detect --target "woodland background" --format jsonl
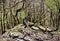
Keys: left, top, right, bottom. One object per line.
{"left": 0, "top": 0, "right": 60, "bottom": 34}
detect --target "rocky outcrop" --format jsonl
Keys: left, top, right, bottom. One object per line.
{"left": 0, "top": 24, "right": 60, "bottom": 41}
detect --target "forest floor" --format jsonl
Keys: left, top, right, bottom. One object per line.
{"left": 0, "top": 24, "right": 60, "bottom": 41}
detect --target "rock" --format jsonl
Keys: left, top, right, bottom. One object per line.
{"left": 2, "top": 25, "right": 60, "bottom": 41}
{"left": 9, "top": 32, "right": 19, "bottom": 39}
{"left": 24, "top": 36, "right": 32, "bottom": 41}
{"left": 15, "top": 38, "right": 24, "bottom": 41}
{"left": 47, "top": 27, "right": 56, "bottom": 31}
{"left": 43, "top": 34, "right": 52, "bottom": 40}
{"left": 39, "top": 25, "right": 46, "bottom": 30}
{"left": 31, "top": 26, "right": 39, "bottom": 30}
{"left": 0, "top": 36, "right": 3, "bottom": 39}
{"left": 36, "top": 32, "right": 53, "bottom": 40}
{"left": 35, "top": 38, "right": 43, "bottom": 41}
{"left": 1, "top": 38, "right": 15, "bottom": 41}
{"left": 18, "top": 34, "right": 24, "bottom": 39}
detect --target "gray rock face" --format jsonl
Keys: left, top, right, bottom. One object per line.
{"left": 15, "top": 38, "right": 24, "bottom": 41}
{"left": 18, "top": 35, "right": 24, "bottom": 39}
{"left": 9, "top": 32, "right": 19, "bottom": 38}
{"left": 1, "top": 25, "right": 60, "bottom": 41}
